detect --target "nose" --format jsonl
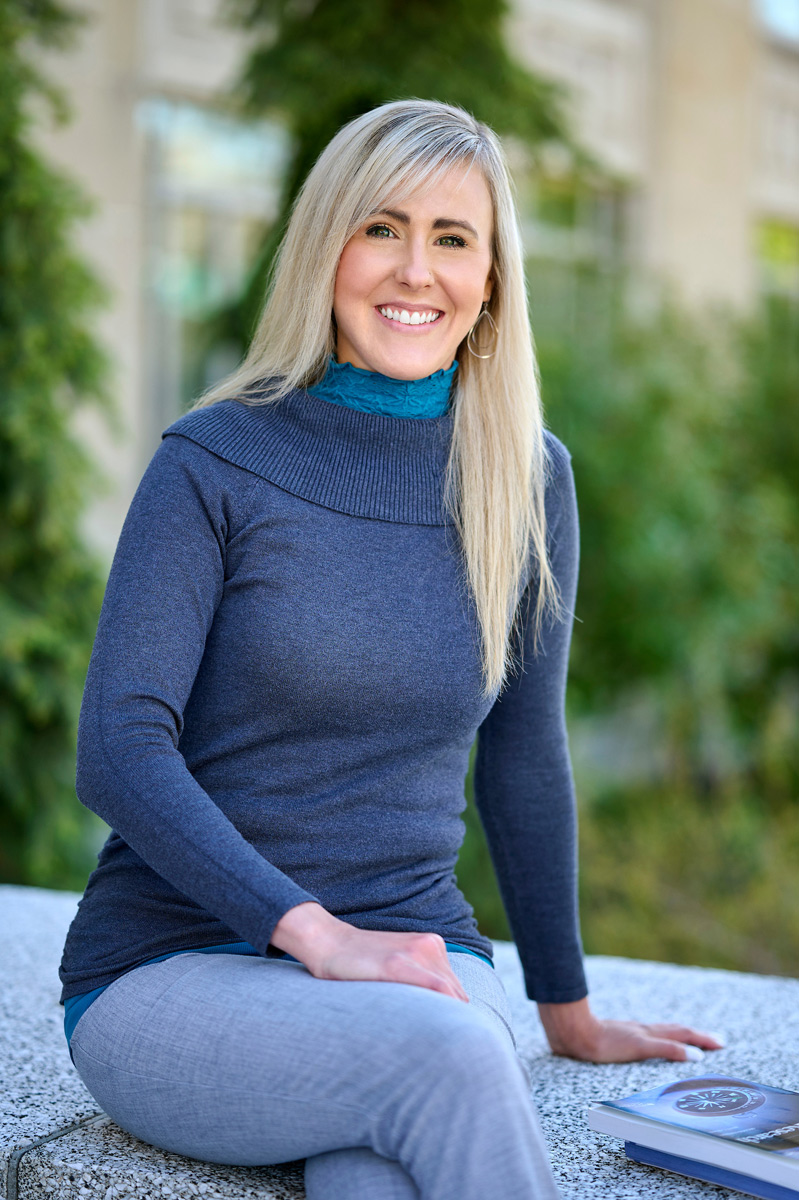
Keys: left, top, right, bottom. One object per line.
{"left": 394, "top": 237, "right": 434, "bottom": 290}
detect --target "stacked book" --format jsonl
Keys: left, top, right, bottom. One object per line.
{"left": 587, "top": 1074, "right": 799, "bottom": 1199}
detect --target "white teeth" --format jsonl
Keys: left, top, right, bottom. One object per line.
{"left": 379, "top": 307, "right": 441, "bottom": 325}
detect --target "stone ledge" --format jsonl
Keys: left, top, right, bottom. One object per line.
{"left": 2, "top": 883, "right": 797, "bottom": 1199}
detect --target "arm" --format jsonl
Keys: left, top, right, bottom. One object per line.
{"left": 474, "top": 446, "right": 723, "bottom": 1062}
{"left": 474, "top": 449, "right": 586, "bottom": 1005}
{"left": 77, "top": 435, "right": 320, "bottom": 953}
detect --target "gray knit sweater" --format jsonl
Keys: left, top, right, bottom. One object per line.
{"left": 58, "top": 388, "right": 587, "bottom": 1005}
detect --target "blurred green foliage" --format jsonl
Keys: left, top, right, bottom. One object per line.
{"left": 459, "top": 264, "right": 799, "bottom": 974}
{"left": 578, "top": 784, "right": 799, "bottom": 976}
{"left": 546, "top": 275, "right": 799, "bottom": 974}
{"left": 0, "top": 1, "right": 110, "bottom": 886}
{"left": 541, "top": 272, "right": 798, "bottom": 796}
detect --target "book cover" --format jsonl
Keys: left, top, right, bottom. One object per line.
{"left": 605, "top": 1075, "right": 799, "bottom": 1154}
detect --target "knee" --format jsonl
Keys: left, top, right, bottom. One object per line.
{"left": 399, "top": 1004, "right": 525, "bottom": 1101}
{"left": 442, "top": 1017, "right": 524, "bottom": 1093}
{"left": 305, "top": 1148, "right": 421, "bottom": 1200}
{"left": 372, "top": 1011, "right": 530, "bottom": 1162}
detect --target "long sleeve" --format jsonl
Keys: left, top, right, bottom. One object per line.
{"left": 75, "top": 435, "right": 319, "bottom": 955}
{"left": 474, "top": 447, "right": 588, "bottom": 1003}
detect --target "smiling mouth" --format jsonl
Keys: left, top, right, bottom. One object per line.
{"left": 377, "top": 306, "right": 443, "bottom": 326}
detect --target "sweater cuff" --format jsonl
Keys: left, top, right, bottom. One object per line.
{"left": 251, "top": 885, "right": 323, "bottom": 957}
{"left": 523, "top": 974, "right": 589, "bottom": 1005}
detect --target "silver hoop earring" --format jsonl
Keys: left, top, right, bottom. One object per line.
{"left": 466, "top": 303, "right": 498, "bottom": 359}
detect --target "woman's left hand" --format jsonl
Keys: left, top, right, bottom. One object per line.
{"left": 537, "top": 997, "right": 725, "bottom": 1063}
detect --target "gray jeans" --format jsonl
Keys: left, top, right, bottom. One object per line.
{"left": 70, "top": 950, "right": 561, "bottom": 1200}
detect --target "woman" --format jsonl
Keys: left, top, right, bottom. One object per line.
{"left": 59, "top": 100, "right": 720, "bottom": 1199}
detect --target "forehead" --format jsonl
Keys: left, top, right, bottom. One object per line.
{"left": 383, "top": 163, "right": 493, "bottom": 229}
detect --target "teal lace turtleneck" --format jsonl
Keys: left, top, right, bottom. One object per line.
{"left": 311, "top": 356, "right": 457, "bottom": 419}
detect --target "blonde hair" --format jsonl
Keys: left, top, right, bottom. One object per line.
{"left": 194, "top": 99, "right": 561, "bottom": 698}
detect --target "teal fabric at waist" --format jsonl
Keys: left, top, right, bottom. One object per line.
{"left": 63, "top": 938, "right": 493, "bottom": 1049}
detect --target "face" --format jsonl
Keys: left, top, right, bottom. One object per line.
{"left": 332, "top": 164, "right": 494, "bottom": 381}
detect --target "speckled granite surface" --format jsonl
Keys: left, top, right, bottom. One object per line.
{"left": 2, "top": 883, "right": 797, "bottom": 1199}
{"left": 495, "top": 942, "right": 799, "bottom": 1198}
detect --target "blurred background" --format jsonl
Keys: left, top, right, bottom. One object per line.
{"left": 2, "top": 0, "right": 797, "bottom": 975}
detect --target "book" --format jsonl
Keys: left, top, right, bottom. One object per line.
{"left": 587, "top": 1074, "right": 799, "bottom": 1198}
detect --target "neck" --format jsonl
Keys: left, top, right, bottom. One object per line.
{"left": 310, "top": 356, "right": 458, "bottom": 420}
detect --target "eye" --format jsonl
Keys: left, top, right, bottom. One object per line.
{"left": 437, "top": 234, "right": 467, "bottom": 248}
{"left": 365, "top": 224, "right": 396, "bottom": 239}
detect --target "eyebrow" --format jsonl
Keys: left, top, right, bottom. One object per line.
{"left": 374, "top": 208, "right": 481, "bottom": 240}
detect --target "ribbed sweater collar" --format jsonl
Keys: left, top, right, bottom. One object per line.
{"left": 163, "top": 387, "right": 455, "bottom": 526}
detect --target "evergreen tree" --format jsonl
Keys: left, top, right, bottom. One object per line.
{"left": 0, "top": 1, "right": 110, "bottom": 886}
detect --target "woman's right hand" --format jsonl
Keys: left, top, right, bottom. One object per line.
{"left": 271, "top": 901, "right": 470, "bottom": 1003}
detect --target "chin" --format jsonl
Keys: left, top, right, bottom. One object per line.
{"left": 343, "top": 333, "right": 455, "bottom": 380}
{"left": 377, "top": 354, "right": 453, "bottom": 381}
{"left": 387, "top": 365, "right": 439, "bottom": 381}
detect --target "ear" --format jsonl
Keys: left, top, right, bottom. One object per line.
{"left": 483, "top": 273, "right": 494, "bottom": 304}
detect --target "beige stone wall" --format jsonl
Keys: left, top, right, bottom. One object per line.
{"left": 33, "top": 0, "right": 145, "bottom": 558}
{"left": 508, "top": 0, "right": 652, "bottom": 180}
{"left": 755, "top": 36, "right": 799, "bottom": 223}
{"left": 31, "top": 0, "right": 252, "bottom": 560}
{"left": 510, "top": 0, "right": 799, "bottom": 313}
{"left": 643, "top": 0, "right": 759, "bottom": 311}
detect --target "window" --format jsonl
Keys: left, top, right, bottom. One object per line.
{"left": 507, "top": 140, "right": 635, "bottom": 344}
{"left": 758, "top": 0, "right": 799, "bottom": 43}
{"left": 138, "top": 98, "right": 291, "bottom": 438}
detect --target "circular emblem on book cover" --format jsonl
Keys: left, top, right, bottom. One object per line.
{"left": 673, "top": 1087, "right": 766, "bottom": 1116}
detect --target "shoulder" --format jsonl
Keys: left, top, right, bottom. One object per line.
{"left": 542, "top": 429, "right": 576, "bottom": 521}
{"left": 160, "top": 395, "right": 307, "bottom": 491}
{"left": 543, "top": 429, "right": 573, "bottom": 485}
{"left": 542, "top": 431, "right": 578, "bottom": 562}
{"left": 157, "top": 398, "right": 270, "bottom": 484}
{"left": 129, "top": 401, "right": 262, "bottom": 518}
{"left": 162, "top": 398, "right": 254, "bottom": 451}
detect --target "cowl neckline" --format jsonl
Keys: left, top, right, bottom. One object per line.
{"left": 163, "top": 382, "right": 456, "bottom": 527}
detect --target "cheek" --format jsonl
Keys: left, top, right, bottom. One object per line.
{"left": 451, "top": 273, "right": 492, "bottom": 322}
{"left": 332, "top": 257, "right": 355, "bottom": 317}
{"left": 334, "top": 241, "right": 380, "bottom": 308}
{"left": 449, "top": 256, "right": 492, "bottom": 302}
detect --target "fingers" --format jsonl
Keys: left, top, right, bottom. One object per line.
{"left": 594, "top": 1021, "right": 724, "bottom": 1064}
{"left": 642, "top": 1036, "right": 707, "bottom": 1063}
{"left": 410, "top": 933, "right": 470, "bottom": 1003}
{"left": 374, "top": 936, "right": 470, "bottom": 1003}
{"left": 420, "top": 966, "right": 470, "bottom": 1003}
{"left": 313, "top": 927, "right": 471, "bottom": 1001}
{"left": 644, "top": 1023, "right": 726, "bottom": 1051}
{"left": 439, "top": 971, "right": 470, "bottom": 1003}
{"left": 564, "top": 1015, "right": 728, "bottom": 1064}
{"left": 396, "top": 949, "right": 470, "bottom": 1004}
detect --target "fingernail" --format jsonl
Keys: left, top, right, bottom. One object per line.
{"left": 706, "top": 1031, "right": 726, "bottom": 1047}
{"left": 684, "top": 1045, "right": 705, "bottom": 1062}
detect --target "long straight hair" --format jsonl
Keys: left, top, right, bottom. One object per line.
{"left": 194, "top": 99, "right": 561, "bottom": 699}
